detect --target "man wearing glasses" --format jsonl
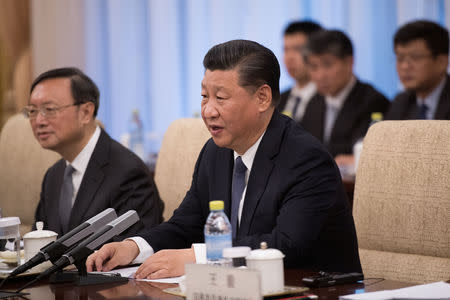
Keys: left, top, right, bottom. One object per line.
{"left": 386, "top": 20, "right": 450, "bottom": 120}
{"left": 25, "top": 67, "right": 163, "bottom": 237}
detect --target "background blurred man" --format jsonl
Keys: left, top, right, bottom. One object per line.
{"left": 278, "top": 20, "right": 322, "bottom": 122}
{"left": 386, "top": 20, "right": 450, "bottom": 120}
{"left": 302, "top": 30, "right": 390, "bottom": 167}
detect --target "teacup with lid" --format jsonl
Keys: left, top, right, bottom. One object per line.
{"left": 245, "top": 242, "right": 285, "bottom": 294}
{"left": 23, "top": 222, "right": 57, "bottom": 272}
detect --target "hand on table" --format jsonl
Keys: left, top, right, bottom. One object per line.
{"left": 86, "top": 240, "right": 140, "bottom": 272}
{"left": 134, "top": 248, "right": 195, "bottom": 279}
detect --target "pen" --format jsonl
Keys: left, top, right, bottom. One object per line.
{"left": 274, "top": 295, "right": 318, "bottom": 300}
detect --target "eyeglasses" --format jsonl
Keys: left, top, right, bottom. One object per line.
{"left": 395, "top": 53, "right": 433, "bottom": 64}
{"left": 23, "top": 104, "right": 78, "bottom": 119}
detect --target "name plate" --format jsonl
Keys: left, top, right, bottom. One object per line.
{"left": 185, "top": 264, "right": 261, "bottom": 300}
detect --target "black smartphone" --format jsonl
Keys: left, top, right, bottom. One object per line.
{"left": 302, "top": 272, "right": 364, "bottom": 287}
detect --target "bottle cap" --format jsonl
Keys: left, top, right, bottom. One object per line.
{"left": 209, "top": 200, "right": 224, "bottom": 211}
{"left": 23, "top": 222, "right": 58, "bottom": 239}
{"left": 371, "top": 112, "right": 383, "bottom": 122}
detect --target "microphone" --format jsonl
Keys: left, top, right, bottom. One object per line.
{"left": 16, "top": 210, "right": 139, "bottom": 292}
{"left": 7, "top": 208, "right": 117, "bottom": 279}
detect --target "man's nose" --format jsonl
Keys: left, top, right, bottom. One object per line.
{"left": 34, "top": 110, "right": 48, "bottom": 125}
{"left": 202, "top": 101, "right": 219, "bottom": 119}
{"left": 312, "top": 68, "right": 326, "bottom": 83}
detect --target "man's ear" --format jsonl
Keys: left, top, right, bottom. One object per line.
{"left": 436, "top": 54, "right": 449, "bottom": 73}
{"left": 79, "top": 102, "right": 95, "bottom": 124}
{"left": 256, "top": 84, "right": 272, "bottom": 112}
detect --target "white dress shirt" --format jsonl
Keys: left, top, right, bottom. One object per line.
{"left": 283, "top": 82, "right": 317, "bottom": 121}
{"left": 323, "top": 77, "right": 356, "bottom": 144}
{"left": 65, "top": 126, "right": 101, "bottom": 205}
{"left": 416, "top": 75, "right": 446, "bottom": 120}
{"left": 130, "top": 131, "right": 266, "bottom": 264}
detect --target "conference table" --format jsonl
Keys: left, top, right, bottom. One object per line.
{"left": 1, "top": 268, "right": 417, "bottom": 299}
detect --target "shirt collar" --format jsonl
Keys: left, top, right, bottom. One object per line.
{"left": 325, "top": 76, "right": 356, "bottom": 110}
{"left": 67, "top": 126, "right": 101, "bottom": 173}
{"left": 416, "top": 75, "right": 446, "bottom": 109}
{"left": 233, "top": 131, "right": 266, "bottom": 172}
{"left": 291, "top": 81, "right": 317, "bottom": 100}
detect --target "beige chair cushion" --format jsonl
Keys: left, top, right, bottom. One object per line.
{"left": 154, "top": 118, "right": 211, "bottom": 221}
{"left": 0, "top": 114, "right": 60, "bottom": 234}
{"left": 359, "top": 248, "right": 450, "bottom": 284}
{"left": 353, "top": 120, "right": 450, "bottom": 283}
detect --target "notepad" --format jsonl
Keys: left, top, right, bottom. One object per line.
{"left": 91, "top": 265, "right": 184, "bottom": 283}
{"left": 339, "top": 281, "right": 450, "bottom": 300}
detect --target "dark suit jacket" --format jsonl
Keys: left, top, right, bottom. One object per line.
{"left": 301, "top": 80, "right": 390, "bottom": 157}
{"left": 142, "top": 112, "right": 362, "bottom": 273}
{"left": 35, "top": 129, "right": 164, "bottom": 238}
{"left": 277, "top": 89, "right": 291, "bottom": 112}
{"left": 385, "top": 75, "right": 450, "bottom": 120}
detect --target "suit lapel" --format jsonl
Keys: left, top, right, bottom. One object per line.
{"left": 68, "top": 130, "right": 109, "bottom": 228}
{"left": 330, "top": 81, "right": 360, "bottom": 141}
{"left": 238, "top": 112, "right": 284, "bottom": 237}
{"left": 48, "top": 160, "right": 66, "bottom": 233}
{"left": 406, "top": 94, "right": 419, "bottom": 119}
{"left": 434, "top": 75, "right": 450, "bottom": 119}
{"left": 305, "top": 94, "right": 326, "bottom": 141}
{"left": 211, "top": 148, "right": 234, "bottom": 217}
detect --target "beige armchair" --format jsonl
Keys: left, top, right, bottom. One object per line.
{"left": 0, "top": 114, "right": 60, "bottom": 235}
{"left": 154, "top": 118, "right": 211, "bottom": 221}
{"left": 353, "top": 120, "right": 450, "bottom": 283}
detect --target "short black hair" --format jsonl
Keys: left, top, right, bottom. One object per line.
{"left": 394, "top": 20, "right": 449, "bottom": 57}
{"left": 284, "top": 20, "right": 322, "bottom": 36}
{"left": 30, "top": 67, "right": 100, "bottom": 117}
{"left": 305, "top": 29, "right": 353, "bottom": 59}
{"left": 203, "top": 39, "right": 281, "bottom": 106}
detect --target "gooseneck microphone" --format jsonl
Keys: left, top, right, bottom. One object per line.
{"left": 16, "top": 210, "right": 139, "bottom": 292}
{"left": 7, "top": 208, "right": 117, "bottom": 280}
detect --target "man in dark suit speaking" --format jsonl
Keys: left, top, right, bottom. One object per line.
{"left": 86, "top": 40, "right": 362, "bottom": 279}
{"left": 26, "top": 68, "right": 164, "bottom": 237}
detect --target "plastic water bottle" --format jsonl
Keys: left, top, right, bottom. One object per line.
{"left": 204, "top": 200, "right": 232, "bottom": 265}
{"left": 128, "top": 109, "right": 145, "bottom": 161}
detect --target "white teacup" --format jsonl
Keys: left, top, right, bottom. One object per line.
{"left": 23, "top": 222, "right": 57, "bottom": 272}
{"left": 245, "top": 242, "right": 285, "bottom": 295}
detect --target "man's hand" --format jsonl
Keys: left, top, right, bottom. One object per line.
{"left": 134, "top": 248, "right": 195, "bottom": 279}
{"left": 86, "top": 240, "right": 140, "bottom": 272}
{"left": 335, "top": 154, "right": 355, "bottom": 167}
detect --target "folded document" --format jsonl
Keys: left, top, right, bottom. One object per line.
{"left": 339, "top": 281, "right": 450, "bottom": 300}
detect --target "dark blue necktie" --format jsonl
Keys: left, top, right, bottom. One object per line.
{"left": 417, "top": 103, "right": 429, "bottom": 119}
{"left": 231, "top": 156, "right": 247, "bottom": 239}
{"left": 59, "top": 165, "right": 75, "bottom": 234}
{"left": 292, "top": 96, "right": 302, "bottom": 120}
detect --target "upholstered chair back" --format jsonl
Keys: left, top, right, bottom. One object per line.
{"left": 353, "top": 120, "right": 450, "bottom": 283}
{"left": 0, "top": 114, "right": 60, "bottom": 234}
{"left": 154, "top": 118, "right": 210, "bottom": 221}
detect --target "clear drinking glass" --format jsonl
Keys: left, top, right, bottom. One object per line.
{"left": 0, "top": 217, "right": 21, "bottom": 270}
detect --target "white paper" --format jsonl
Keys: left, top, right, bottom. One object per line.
{"left": 90, "top": 265, "right": 184, "bottom": 283}
{"left": 339, "top": 281, "right": 450, "bottom": 300}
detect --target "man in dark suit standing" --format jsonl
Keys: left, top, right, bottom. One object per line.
{"left": 86, "top": 39, "right": 361, "bottom": 279}
{"left": 301, "top": 30, "right": 390, "bottom": 167}
{"left": 278, "top": 20, "right": 322, "bottom": 122}
{"left": 386, "top": 20, "right": 450, "bottom": 120}
{"left": 26, "top": 68, "right": 163, "bottom": 237}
